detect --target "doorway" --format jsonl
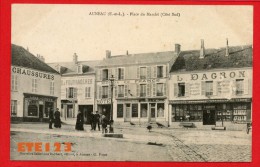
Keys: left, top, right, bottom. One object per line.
{"left": 125, "top": 103, "right": 131, "bottom": 122}
{"left": 149, "top": 103, "right": 156, "bottom": 122}
{"left": 203, "top": 110, "right": 216, "bottom": 125}
{"left": 39, "top": 105, "right": 43, "bottom": 121}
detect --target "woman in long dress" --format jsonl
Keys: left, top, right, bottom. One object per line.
{"left": 54, "top": 108, "right": 61, "bottom": 128}
{"left": 75, "top": 110, "right": 84, "bottom": 130}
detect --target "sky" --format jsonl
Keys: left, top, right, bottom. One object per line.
{"left": 11, "top": 5, "right": 253, "bottom": 63}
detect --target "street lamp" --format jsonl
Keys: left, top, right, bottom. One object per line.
{"left": 109, "top": 75, "right": 115, "bottom": 133}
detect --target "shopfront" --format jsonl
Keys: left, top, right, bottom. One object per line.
{"left": 97, "top": 99, "right": 111, "bottom": 120}
{"left": 23, "top": 93, "right": 57, "bottom": 122}
{"left": 170, "top": 98, "right": 252, "bottom": 124}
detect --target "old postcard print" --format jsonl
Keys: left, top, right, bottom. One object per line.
{"left": 10, "top": 4, "right": 253, "bottom": 161}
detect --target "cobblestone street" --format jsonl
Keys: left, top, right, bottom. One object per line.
{"left": 10, "top": 123, "right": 251, "bottom": 162}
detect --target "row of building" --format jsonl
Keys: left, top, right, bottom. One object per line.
{"left": 11, "top": 39, "right": 252, "bottom": 126}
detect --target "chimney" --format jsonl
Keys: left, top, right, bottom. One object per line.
{"left": 126, "top": 50, "right": 129, "bottom": 55}
{"left": 73, "top": 53, "right": 78, "bottom": 64}
{"left": 41, "top": 56, "right": 45, "bottom": 62}
{"left": 225, "top": 38, "right": 229, "bottom": 56}
{"left": 106, "top": 50, "right": 111, "bottom": 58}
{"left": 199, "top": 39, "right": 205, "bottom": 59}
{"left": 175, "top": 44, "right": 181, "bottom": 54}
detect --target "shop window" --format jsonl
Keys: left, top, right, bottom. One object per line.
{"left": 117, "top": 104, "right": 123, "bottom": 118}
{"left": 173, "top": 105, "right": 190, "bottom": 122}
{"left": 140, "top": 67, "right": 147, "bottom": 79}
{"left": 178, "top": 83, "right": 185, "bottom": 97}
{"left": 141, "top": 103, "right": 148, "bottom": 117}
{"left": 102, "top": 69, "right": 109, "bottom": 80}
{"left": 27, "top": 100, "right": 38, "bottom": 117}
{"left": 11, "top": 75, "right": 18, "bottom": 91}
{"left": 102, "top": 86, "right": 108, "bottom": 98}
{"left": 11, "top": 100, "right": 17, "bottom": 117}
{"left": 157, "top": 103, "right": 164, "bottom": 117}
{"left": 132, "top": 104, "right": 138, "bottom": 117}
{"left": 85, "top": 87, "right": 91, "bottom": 98}
{"left": 157, "top": 66, "right": 163, "bottom": 78}
{"left": 205, "top": 81, "right": 213, "bottom": 96}
{"left": 118, "top": 68, "right": 124, "bottom": 80}
{"left": 157, "top": 83, "right": 163, "bottom": 96}
{"left": 236, "top": 79, "right": 244, "bottom": 95}
{"left": 50, "top": 81, "right": 54, "bottom": 95}
{"left": 140, "top": 84, "right": 146, "bottom": 97}
{"left": 118, "top": 85, "right": 124, "bottom": 97}
{"left": 32, "top": 78, "right": 38, "bottom": 93}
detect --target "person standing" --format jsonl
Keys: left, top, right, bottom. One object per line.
{"left": 101, "top": 114, "right": 108, "bottom": 134}
{"left": 54, "top": 108, "right": 61, "bottom": 128}
{"left": 75, "top": 110, "right": 84, "bottom": 130}
{"left": 94, "top": 111, "right": 101, "bottom": 131}
{"left": 90, "top": 111, "right": 95, "bottom": 130}
{"left": 49, "top": 108, "right": 54, "bottom": 129}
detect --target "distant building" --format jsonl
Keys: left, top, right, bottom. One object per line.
{"left": 95, "top": 45, "right": 180, "bottom": 125}
{"left": 168, "top": 40, "right": 252, "bottom": 126}
{"left": 48, "top": 54, "right": 100, "bottom": 124}
{"left": 11, "top": 44, "right": 61, "bottom": 122}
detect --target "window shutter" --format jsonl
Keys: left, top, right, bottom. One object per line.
{"left": 99, "top": 69, "right": 103, "bottom": 81}
{"left": 163, "top": 83, "right": 166, "bottom": 96}
{"left": 66, "top": 88, "right": 69, "bottom": 98}
{"left": 136, "top": 84, "right": 140, "bottom": 97}
{"left": 121, "top": 68, "right": 125, "bottom": 79}
{"left": 74, "top": 88, "right": 77, "bottom": 98}
{"left": 15, "top": 75, "right": 18, "bottom": 90}
{"left": 98, "top": 86, "right": 102, "bottom": 99}
{"left": 108, "top": 69, "right": 112, "bottom": 79}
{"left": 163, "top": 65, "right": 167, "bottom": 78}
{"left": 213, "top": 81, "right": 217, "bottom": 96}
{"left": 248, "top": 79, "right": 252, "bottom": 95}
{"left": 174, "top": 83, "right": 178, "bottom": 97}
{"left": 147, "top": 83, "right": 151, "bottom": 97}
{"left": 108, "top": 86, "right": 111, "bottom": 98}
{"left": 152, "top": 83, "right": 156, "bottom": 96}
{"left": 137, "top": 67, "right": 140, "bottom": 79}
{"left": 115, "top": 85, "right": 118, "bottom": 98}
{"left": 147, "top": 66, "right": 151, "bottom": 79}
{"left": 124, "top": 84, "right": 128, "bottom": 97}
{"left": 244, "top": 79, "right": 249, "bottom": 95}
{"left": 115, "top": 68, "right": 118, "bottom": 80}
{"left": 185, "top": 83, "right": 190, "bottom": 97}
{"left": 201, "top": 81, "right": 205, "bottom": 96}
{"left": 165, "top": 65, "right": 168, "bottom": 77}
{"left": 153, "top": 66, "right": 157, "bottom": 78}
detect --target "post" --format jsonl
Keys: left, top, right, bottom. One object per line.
{"left": 109, "top": 75, "right": 115, "bottom": 133}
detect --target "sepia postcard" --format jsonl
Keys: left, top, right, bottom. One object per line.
{"left": 9, "top": 3, "right": 253, "bottom": 163}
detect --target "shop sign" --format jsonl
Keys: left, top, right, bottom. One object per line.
{"left": 62, "top": 78, "right": 93, "bottom": 86}
{"left": 117, "top": 99, "right": 139, "bottom": 103}
{"left": 135, "top": 79, "right": 160, "bottom": 83}
{"left": 25, "top": 96, "right": 54, "bottom": 102}
{"left": 12, "top": 66, "right": 55, "bottom": 80}
{"left": 97, "top": 99, "right": 111, "bottom": 104}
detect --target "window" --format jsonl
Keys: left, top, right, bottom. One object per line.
{"left": 118, "top": 68, "right": 124, "bottom": 80}
{"left": 141, "top": 103, "right": 148, "bottom": 117}
{"left": 132, "top": 104, "right": 138, "bottom": 117}
{"left": 11, "top": 75, "right": 18, "bottom": 91}
{"left": 50, "top": 81, "right": 54, "bottom": 95}
{"left": 157, "top": 103, "right": 164, "bottom": 117}
{"left": 157, "top": 83, "right": 164, "bottom": 96}
{"left": 118, "top": 85, "right": 124, "bottom": 97}
{"left": 236, "top": 79, "right": 244, "bottom": 95}
{"left": 102, "top": 86, "right": 108, "bottom": 98}
{"left": 11, "top": 100, "right": 17, "bottom": 116}
{"left": 178, "top": 83, "right": 185, "bottom": 97}
{"left": 157, "top": 66, "right": 163, "bottom": 78}
{"left": 117, "top": 104, "right": 123, "bottom": 118}
{"left": 32, "top": 78, "right": 38, "bottom": 93}
{"left": 85, "top": 87, "right": 91, "bottom": 98}
{"left": 102, "top": 69, "right": 109, "bottom": 80}
{"left": 140, "top": 84, "right": 146, "bottom": 97}
{"left": 140, "top": 67, "right": 147, "bottom": 79}
{"left": 205, "top": 81, "right": 213, "bottom": 96}
{"left": 67, "top": 87, "right": 77, "bottom": 98}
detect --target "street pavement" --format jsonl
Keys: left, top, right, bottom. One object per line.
{"left": 10, "top": 123, "right": 251, "bottom": 162}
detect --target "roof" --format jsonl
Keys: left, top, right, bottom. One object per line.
{"left": 48, "top": 60, "right": 101, "bottom": 76}
{"left": 11, "top": 44, "right": 59, "bottom": 74}
{"left": 97, "top": 51, "right": 178, "bottom": 67}
{"left": 170, "top": 45, "right": 252, "bottom": 72}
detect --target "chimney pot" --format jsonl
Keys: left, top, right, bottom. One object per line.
{"left": 199, "top": 39, "right": 205, "bottom": 59}
{"left": 225, "top": 38, "right": 229, "bottom": 56}
{"left": 106, "top": 50, "right": 111, "bottom": 58}
{"left": 73, "top": 53, "right": 78, "bottom": 64}
{"left": 175, "top": 44, "right": 181, "bottom": 54}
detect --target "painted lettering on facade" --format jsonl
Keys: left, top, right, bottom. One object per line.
{"left": 12, "top": 66, "right": 55, "bottom": 80}
{"left": 186, "top": 71, "right": 246, "bottom": 81}
{"left": 97, "top": 99, "right": 111, "bottom": 104}
{"left": 62, "top": 79, "right": 93, "bottom": 86}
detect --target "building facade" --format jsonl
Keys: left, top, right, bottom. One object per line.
{"left": 168, "top": 40, "right": 252, "bottom": 126}
{"left": 95, "top": 47, "right": 180, "bottom": 125}
{"left": 49, "top": 54, "right": 100, "bottom": 124}
{"left": 11, "top": 44, "right": 61, "bottom": 122}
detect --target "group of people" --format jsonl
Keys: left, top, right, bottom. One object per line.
{"left": 49, "top": 108, "right": 61, "bottom": 129}
{"left": 75, "top": 111, "right": 110, "bottom": 134}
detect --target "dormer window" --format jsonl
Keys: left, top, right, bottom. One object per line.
{"left": 77, "top": 65, "right": 82, "bottom": 74}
